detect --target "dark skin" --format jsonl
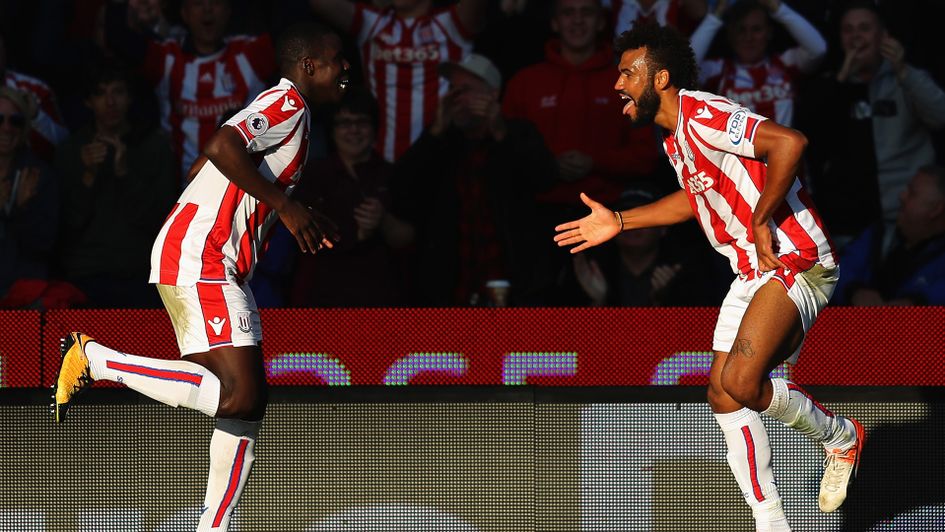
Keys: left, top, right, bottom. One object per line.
{"left": 180, "top": 35, "right": 349, "bottom": 420}
{"left": 554, "top": 46, "right": 809, "bottom": 414}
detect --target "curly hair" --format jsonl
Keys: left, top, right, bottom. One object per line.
{"left": 614, "top": 21, "right": 699, "bottom": 90}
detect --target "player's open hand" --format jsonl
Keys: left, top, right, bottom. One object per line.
{"left": 553, "top": 192, "right": 621, "bottom": 253}
{"left": 278, "top": 200, "right": 339, "bottom": 254}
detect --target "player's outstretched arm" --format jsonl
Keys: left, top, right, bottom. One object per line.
{"left": 620, "top": 189, "right": 694, "bottom": 230}
{"left": 554, "top": 190, "right": 693, "bottom": 253}
{"left": 202, "top": 126, "right": 335, "bottom": 254}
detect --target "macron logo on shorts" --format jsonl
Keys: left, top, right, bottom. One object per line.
{"left": 208, "top": 317, "right": 227, "bottom": 336}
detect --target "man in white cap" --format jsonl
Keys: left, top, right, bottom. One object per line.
{"left": 431, "top": 53, "right": 505, "bottom": 139}
{"left": 388, "top": 52, "right": 561, "bottom": 306}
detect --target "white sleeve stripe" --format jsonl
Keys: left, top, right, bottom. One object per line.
{"left": 230, "top": 123, "right": 251, "bottom": 144}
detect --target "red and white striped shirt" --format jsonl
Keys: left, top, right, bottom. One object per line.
{"left": 664, "top": 90, "right": 835, "bottom": 278}
{"left": 352, "top": 4, "right": 474, "bottom": 161}
{"left": 142, "top": 34, "right": 275, "bottom": 181}
{"left": 691, "top": 4, "right": 827, "bottom": 126}
{"left": 150, "top": 79, "right": 309, "bottom": 286}
{"left": 701, "top": 57, "right": 799, "bottom": 127}
{"left": 3, "top": 70, "right": 69, "bottom": 160}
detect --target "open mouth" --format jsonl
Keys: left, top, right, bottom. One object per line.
{"left": 620, "top": 93, "right": 635, "bottom": 115}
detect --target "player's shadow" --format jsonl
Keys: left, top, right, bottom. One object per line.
{"left": 841, "top": 391, "right": 945, "bottom": 531}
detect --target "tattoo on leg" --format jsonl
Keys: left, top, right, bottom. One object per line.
{"left": 733, "top": 339, "right": 755, "bottom": 358}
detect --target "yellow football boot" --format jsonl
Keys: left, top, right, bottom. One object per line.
{"left": 51, "top": 332, "right": 95, "bottom": 423}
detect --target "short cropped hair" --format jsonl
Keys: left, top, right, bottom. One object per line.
{"left": 82, "top": 61, "right": 133, "bottom": 99}
{"left": 276, "top": 21, "right": 336, "bottom": 75}
{"left": 614, "top": 21, "right": 698, "bottom": 90}
{"left": 836, "top": 0, "right": 886, "bottom": 28}
{"left": 723, "top": 0, "right": 770, "bottom": 27}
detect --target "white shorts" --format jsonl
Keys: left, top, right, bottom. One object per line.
{"left": 712, "top": 264, "right": 839, "bottom": 365}
{"left": 156, "top": 279, "right": 262, "bottom": 356}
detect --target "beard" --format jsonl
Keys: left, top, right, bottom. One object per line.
{"left": 628, "top": 81, "right": 660, "bottom": 126}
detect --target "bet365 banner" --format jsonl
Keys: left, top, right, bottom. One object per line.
{"left": 0, "top": 307, "right": 942, "bottom": 388}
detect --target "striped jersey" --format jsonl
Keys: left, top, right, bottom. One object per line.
{"left": 701, "top": 57, "right": 800, "bottom": 127}
{"left": 664, "top": 90, "right": 835, "bottom": 277}
{"left": 352, "top": 4, "right": 474, "bottom": 161}
{"left": 142, "top": 34, "right": 275, "bottom": 181}
{"left": 3, "top": 70, "right": 69, "bottom": 159}
{"left": 150, "top": 78, "right": 310, "bottom": 286}
{"left": 692, "top": 4, "right": 827, "bottom": 126}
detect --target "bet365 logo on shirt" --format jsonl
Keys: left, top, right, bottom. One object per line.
{"left": 686, "top": 170, "right": 715, "bottom": 194}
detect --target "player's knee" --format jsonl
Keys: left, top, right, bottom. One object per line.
{"left": 720, "top": 369, "right": 763, "bottom": 408}
{"left": 217, "top": 384, "right": 268, "bottom": 420}
{"left": 706, "top": 379, "right": 727, "bottom": 410}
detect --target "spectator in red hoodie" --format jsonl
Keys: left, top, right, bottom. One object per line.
{"left": 503, "top": 0, "right": 661, "bottom": 217}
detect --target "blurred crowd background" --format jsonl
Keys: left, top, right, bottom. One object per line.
{"left": 1, "top": 0, "right": 943, "bottom": 310}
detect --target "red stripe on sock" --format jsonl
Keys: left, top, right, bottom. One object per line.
{"left": 213, "top": 439, "right": 250, "bottom": 527}
{"left": 741, "top": 426, "right": 766, "bottom": 502}
{"left": 105, "top": 361, "right": 203, "bottom": 386}
{"left": 787, "top": 382, "right": 835, "bottom": 418}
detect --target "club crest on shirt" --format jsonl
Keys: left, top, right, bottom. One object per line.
{"left": 727, "top": 109, "right": 748, "bottom": 145}
{"left": 237, "top": 311, "right": 252, "bottom": 334}
{"left": 246, "top": 113, "right": 269, "bottom": 136}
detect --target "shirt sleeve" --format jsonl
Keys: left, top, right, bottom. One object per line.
{"left": 225, "top": 88, "right": 306, "bottom": 153}
{"left": 773, "top": 2, "right": 827, "bottom": 74}
{"left": 687, "top": 97, "right": 767, "bottom": 159}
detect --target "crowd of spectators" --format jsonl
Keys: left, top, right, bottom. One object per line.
{"left": 0, "top": 0, "right": 943, "bottom": 309}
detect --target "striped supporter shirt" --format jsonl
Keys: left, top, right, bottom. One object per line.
{"left": 142, "top": 34, "right": 275, "bottom": 180}
{"left": 664, "top": 90, "right": 836, "bottom": 281}
{"left": 352, "top": 4, "right": 473, "bottom": 161}
{"left": 150, "top": 78, "right": 309, "bottom": 286}
{"left": 3, "top": 70, "right": 69, "bottom": 159}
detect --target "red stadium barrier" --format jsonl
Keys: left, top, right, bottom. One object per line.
{"left": 0, "top": 307, "right": 941, "bottom": 388}
{"left": 0, "top": 310, "right": 41, "bottom": 388}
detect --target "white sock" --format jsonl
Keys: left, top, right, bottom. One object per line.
{"left": 753, "top": 499, "right": 792, "bottom": 532}
{"left": 763, "top": 378, "right": 855, "bottom": 450}
{"left": 715, "top": 408, "right": 789, "bottom": 530}
{"left": 85, "top": 341, "right": 220, "bottom": 417}
{"left": 198, "top": 419, "right": 260, "bottom": 531}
